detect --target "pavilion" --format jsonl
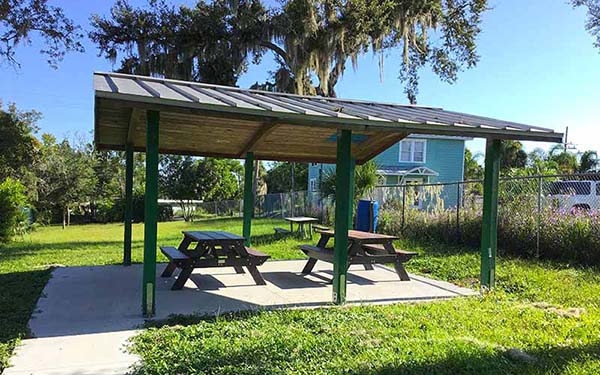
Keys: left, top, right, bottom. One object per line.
{"left": 93, "top": 72, "right": 563, "bottom": 316}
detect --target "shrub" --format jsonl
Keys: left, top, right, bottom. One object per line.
{"left": 0, "top": 178, "right": 28, "bottom": 242}
{"left": 378, "top": 203, "right": 600, "bottom": 266}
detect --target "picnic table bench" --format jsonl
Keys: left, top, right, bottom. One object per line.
{"left": 160, "top": 230, "right": 270, "bottom": 290}
{"left": 299, "top": 229, "right": 416, "bottom": 281}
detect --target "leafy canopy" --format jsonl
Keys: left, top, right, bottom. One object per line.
{"left": 0, "top": 0, "right": 83, "bottom": 67}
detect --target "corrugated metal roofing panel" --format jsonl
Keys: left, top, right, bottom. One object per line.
{"left": 93, "top": 71, "right": 563, "bottom": 143}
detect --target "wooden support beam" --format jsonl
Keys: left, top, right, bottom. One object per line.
{"left": 333, "top": 129, "right": 353, "bottom": 305}
{"left": 242, "top": 152, "right": 255, "bottom": 247}
{"left": 142, "top": 110, "right": 159, "bottom": 317}
{"left": 123, "top": 143, "right": 134, "bottom": 266}
{"left": 127, "top": 108, "right": 143, "bottom": 145}
{"left": 480, "top": 138, "right": 501, "bottom": 291}
{"left": 238, "top": 122, "right": 278, "bottom": 157}
{"left": 356, "top": 132, "right": 408, "bottom": 163}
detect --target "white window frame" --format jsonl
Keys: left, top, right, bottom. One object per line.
{"left": 399, "top": 139, "right": 426, "bottom": 163}
{"left": 309, "top": 178, "right": 317, "bottom": 192}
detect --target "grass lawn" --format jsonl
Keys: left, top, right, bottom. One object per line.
{"left": 2, "top": 217, "right": 600, "bottom": 374}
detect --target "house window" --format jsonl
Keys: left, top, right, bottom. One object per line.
{"left": 309, "top": 178, "right": 317, "bottom": 192}
{"left": 399, "top": 140, "right": 426, "bottom": 163}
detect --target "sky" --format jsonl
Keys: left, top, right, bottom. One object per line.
{"left": 1, "top": 0, "right": 599, "bottom": 158}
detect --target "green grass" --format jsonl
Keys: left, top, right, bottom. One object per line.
{"left": 2, "top": 218, "right": 600, "bottom": 374}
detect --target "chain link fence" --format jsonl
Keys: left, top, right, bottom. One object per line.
{"left": 179, "top": 173, "right": 600, "bottom": 264}
{"left": 373, "top": 173, "right": 600, "bottom": 263}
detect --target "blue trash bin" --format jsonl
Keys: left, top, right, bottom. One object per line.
{"left": 355, "top": 199, "right": 379, "bottom": 232}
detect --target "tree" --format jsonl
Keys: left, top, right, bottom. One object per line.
{"left": 572, "top": 0, "right": 600, "bottom": 50}
{"left": 159, "top": 155, "right": 243, "bottom": 221}
{"left": 578, "top": 150, "right": 598, "bottom": 172}
{"left": 0, "top": 0, "right": 83, "bottom": 67}
{"left": 463, "top": 148, "right": 483, "bottom": 180}
{"left": 0, "top": 177, "right": 28, "bottom": 242}
{"left": 90, "top": 0, "right": 270, "bottom": 85}
{"left": 320, "top": 160, "right": 379, "bottom": 201}
{"left": 0, "top": 101, "right": 40, "bottom": 191}
{"left": 265, "top": 162, "right": 308, "bottom": 194}
{"left": 160, "top": 155, "right": 204, "bottom": 221}
{"left": 262, "top": 0, "right": 488, "bottom": 102}
{"left": 36, "top": 134, "right": 95, "bottom": 227}
{"left": 547, "top": 144, "right": 578, "bottom": 174}
{"left": 499, "top": 140, "right": 527, "bottom": 172}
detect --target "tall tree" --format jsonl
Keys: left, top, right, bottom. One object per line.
{"left": 572, "top": 0, "right": 600, "bottom": 50}
{"left": 0, "top": 0, "right": 83, "bottom": 67}
{"left": 263, "top": 0, "right": 488, "bottom": 102}
{"left": 578, "top": 150, "right": 598, "bottom": 172}
{"left": 36, "top": 134, "right": 96, "bottom": 227}
{"left": 0, "top": 101, "right": 40, "bottom": 191}
{"left": 499, "top": 140, "right": 527, "bottom": 171}
{"left": 265, "top": 162, "right": 308, "bottom": 194}
{"left": 90, "top": 0, "right": 270, "bottom": 85}
{"left": 463, "top": 148, "right": 483, "bottom": 180}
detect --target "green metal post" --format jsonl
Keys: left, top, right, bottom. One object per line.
{"left": 123, "top": 142, "right": 134, "bottom": 266}
{"left": 333, "top": 129, "right": 352, "bottom": 304}
{"left": 348, "top": 158, "right": 356, "bottom": 229}
{"left": 243, "top": 152, "right": 255, "bottom": 247}
{"left": 142, "top": 110, "right": 159, "bottom": 316}
{"left": 480, "top": 138, "right": 501, "bottom": 291}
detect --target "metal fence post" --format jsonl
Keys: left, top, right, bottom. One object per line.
{"left": 456, "top": 183, "right": 461, "bottom": 242}
{"left": 536, "top": 176, "right": 542, "bottom": 258}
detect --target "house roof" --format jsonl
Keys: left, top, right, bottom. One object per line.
{"left": 94, "top": 72, "right": 563, "bottom": 164}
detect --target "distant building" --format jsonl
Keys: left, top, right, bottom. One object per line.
{"left": 308, "top": 135, "right": 470, "bottom": 208}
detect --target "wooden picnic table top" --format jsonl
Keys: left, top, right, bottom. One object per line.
{"left": 317, "top": 229, "right": 400, "bottom": 242}
{"left": 284, "top": 216, "right": 320, "bottom": 223}
{"left": 182, "top": 230, "right": 245, "bottom": 242}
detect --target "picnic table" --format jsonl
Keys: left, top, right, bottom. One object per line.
{"left": 284, "top": 216, "right": 320, "bottom": 239}
{"left": 160, "top": 231, "right": 270, "bottom": 290}
{"left": 299, "top": 229, "right": 416, "bottom": 281}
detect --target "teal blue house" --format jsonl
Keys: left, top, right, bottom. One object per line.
{"left": 308, "top": 135, "right": 470, "bottom": 208}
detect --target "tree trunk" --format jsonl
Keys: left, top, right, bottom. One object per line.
{"left": 62, "top": 207, "right": 66, "bottom": 229}
{"left": 67, "top": 208, "right": 71, "bottom": 226}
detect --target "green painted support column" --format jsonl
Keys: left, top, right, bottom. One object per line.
{"left": 348, "top": 158, "right": 356, "bottom": 229}
{"left": 142, "top": 110, "right": 159, "bottom": 316}
{"left": 123, "top": 142, "right": 134, "bottom": 266}
{"left": 333, "top": 129, "right": 353, "bottom": 304}
{"left": 242, "top": 152, "right": 255, "bottom": 247}
{"left": 480, "top": 138, "right": 501, "bottom": 291}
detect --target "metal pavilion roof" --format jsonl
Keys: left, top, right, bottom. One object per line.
{"left": 94, "top": 72, "right": 563, "bottom": 163}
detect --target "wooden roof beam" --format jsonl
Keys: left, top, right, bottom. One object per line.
{"left": 127, "top": 108, "right": 144, "bottom": 145}
{"left": 238, "top": 122, "right": 279, "bottom": 158}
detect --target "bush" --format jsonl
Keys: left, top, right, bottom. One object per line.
{"left": 0, "top": 178, "right": 28, "bottom": 242}
{"left": 378, "top": 203, "right": 600, "bottom": 266}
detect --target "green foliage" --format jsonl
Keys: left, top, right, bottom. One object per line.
{"left": 499, "top": 140, "right": 527, "bottom": 171}
{"left": 463, "top": 148, "right": 483, "bottom": 180}
{"left": 378, "top": 198, "right": 600, "bottom": 266}
{"left": 160, "top": 156, "right": 242, "bottom": 221}
{"left": 265, "top": 162, "right": 307, "bottom": 193}
{"left": 320, "top": 160, "right": 380, "bottom": 201}
{"left": 35, "top": 134, "right": 96, "bottom": 225}
{"left": 89, "top": 0, "right": 270, "bottom": 85}
{"left": 0, "top": 102, "right": 40, "bottom": 193}
{"left": 0, "top": 178, "right": 28, "bottom": 242}
{"left": 0, "top": 0, "right": 83, "bottom": 67}
{"left": 572, "top": 0, "right": 600, "bottom": 50}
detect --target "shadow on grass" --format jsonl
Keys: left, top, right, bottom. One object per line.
{"left": 0, "top": 269, "right": 52, "bottom": 371}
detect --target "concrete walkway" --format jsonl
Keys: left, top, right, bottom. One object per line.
{"left": 6, "top": 260, "right": 476, "bottom": 375}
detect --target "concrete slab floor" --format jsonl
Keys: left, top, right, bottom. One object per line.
{"left": 6, "top": 260, "right": 476, "bottom": 375}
